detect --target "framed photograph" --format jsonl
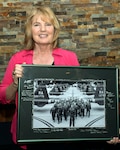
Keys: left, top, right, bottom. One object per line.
{"left": 17, "top": 65, "right": 119, "bottom": 144}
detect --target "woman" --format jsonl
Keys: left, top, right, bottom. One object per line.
{"left": 0, "top": 6, "right": 79, "bottom": 149}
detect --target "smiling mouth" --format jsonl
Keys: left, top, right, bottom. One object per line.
{"left": 39, "top": 34, "right": 48, "bottom": 38}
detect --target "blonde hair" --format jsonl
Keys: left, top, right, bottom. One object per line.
{"left": 24, "top": 6, "right": 60, "bottom": 50}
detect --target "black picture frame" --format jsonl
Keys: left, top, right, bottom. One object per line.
{"left": 17, "top": 65, "right": 119, "bottom": 144}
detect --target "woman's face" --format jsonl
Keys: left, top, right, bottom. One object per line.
{"left": 31, "top": 14, "right": 55, "bottom": 46}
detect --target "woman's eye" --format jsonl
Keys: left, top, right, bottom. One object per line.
{"left": 32, "top": 23, "right": 52, "bottom": 26}
{"left": 34, "top": 24, "right": 39, "bottom": 26}
{"left": 45, "top": 23, "right": 52, "bottom": 26}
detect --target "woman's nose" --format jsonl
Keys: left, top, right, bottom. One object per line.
{"left": 40, "top": 24, "right": 46, "bottom": 31}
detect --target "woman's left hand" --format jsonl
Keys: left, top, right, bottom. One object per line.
{"left": 107, "top": 137, "right": 120, "bottom": 145}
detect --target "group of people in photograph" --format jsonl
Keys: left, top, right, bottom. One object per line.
{"left": 50, "top": 97, "right": 91, "bottom": 127}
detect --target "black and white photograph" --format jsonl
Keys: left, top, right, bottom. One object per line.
{"left": 17, "top": 65, "right": 119, "bottom": 143}
{"left": 33, "top": 79, "right": 106, "bottom": 129}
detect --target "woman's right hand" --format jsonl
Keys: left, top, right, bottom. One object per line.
{"left": 6, "top": 63, "right": 26, "bottom": 101}
{"left": 12, "top": 63, "right": 26, "bottom": 85}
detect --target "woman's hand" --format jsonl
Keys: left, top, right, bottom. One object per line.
{"left": 6, "top": 63, "right": 26, "bottom": 100}
{"left": 12, "top": 63, "right": 25, "bottom": 85}
{"left": 107, "top": 137, "right": 120, "bottom": 145}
